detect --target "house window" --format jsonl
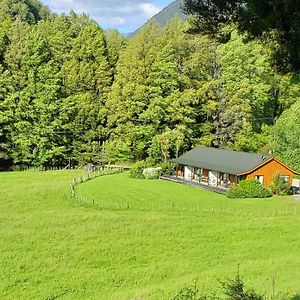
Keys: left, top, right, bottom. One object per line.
{"left": 280, "top": 175, "right": 290, "bottom": 182}
{"left": 255, "top": 175, "right": 264, "bottom": 184}
{"left": 238, "top": 175, "right": 246, "bottom": 183}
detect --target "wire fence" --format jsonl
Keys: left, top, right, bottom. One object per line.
{"left": 72, "top": 195, "right": 300, "bottom": 218}
{"left": 71, "top": 169, "right": 300, "bottom": 218}
{"left": 70, "top": 166, "right": 124, "bottom": 199}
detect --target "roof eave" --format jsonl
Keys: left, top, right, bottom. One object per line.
{"left": 237, "top": 157, "right": 300, "bottom": 176}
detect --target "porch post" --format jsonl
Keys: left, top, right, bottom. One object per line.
{"left": 208, "top": 171, "right": 210, "bottom": 186}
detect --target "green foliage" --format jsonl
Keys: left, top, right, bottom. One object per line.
{"left": 105, "top": 29, "right": 127, "bottom": 78}
{"left": 0, "top": 0, "right": 50, "bottom": 24}
{"left": 173, "top": 275, "right": 264, "bottom": 300}
{"left": 270, "top": 100, "right": 300, "bottom": 172}
{"left": 129, "top": 160, "right": 155, "bottom": 179}
{"left": 184, "top": 0, "right": 300, "bottom": 71}
{"left": 173, "top": 280, "right": 207, "bottom": 300}
{"left": 227, "top": 180, "right": 272, "bottom": 199}
{"left": 221, "top": 274, "right": 264, "bottom": 300}
{"left": 270, "top": 172, "right": 291, "bottom": 196}
{"left": 159, "top": 161, "right": 176, "bottom": 176}
{"left": 142, "top": 167, "right": 161, "bottom": 179}
{"left": 0, "top": 1, "right": 298, "bottom": 169}
{"left": 0, "top": 8, "right": 113, "bottom": 167}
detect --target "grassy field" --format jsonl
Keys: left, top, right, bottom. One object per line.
{"left": 1, "top": 171, "right": 300, "bottom": 299}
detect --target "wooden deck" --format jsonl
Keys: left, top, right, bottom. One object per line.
{"left": 160, "top": 175, "right": 227, "bottom": 194}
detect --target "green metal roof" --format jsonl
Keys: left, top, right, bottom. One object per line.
{"left": 172, "top": 147, "right": 272, "bottom": 175}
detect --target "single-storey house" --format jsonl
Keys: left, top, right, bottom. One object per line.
{"left": 172, "top": 147, "right": 299, "bottom": 190}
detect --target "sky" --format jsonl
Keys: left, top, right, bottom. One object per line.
{"left": 42, "top": 0, "right": 174, "bottom": 33}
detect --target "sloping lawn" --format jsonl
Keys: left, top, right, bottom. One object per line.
{"left": 77, "top": 172, "right": 299, "bottom": 214}
{"left": 1, "top": 171, "right": 300, "bottom": 299}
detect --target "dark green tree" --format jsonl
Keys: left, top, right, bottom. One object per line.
{"left": 184, "top": 0, "right": 300, "bottom": 71}
{"left": 270, "top": 100, "right": 300, "bottom": 172}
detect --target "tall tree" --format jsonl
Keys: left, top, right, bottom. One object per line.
{"left": 105, "top": 29, "right": 127, "bottom": 79}
{"left": 270, "top": 100, "right": 300, "bottom": 172}
{"left": 184, "top": 0, "right": 300, "bottom": 71}
{"left": 106, "top": 22, "right": 162, "bottom": 161}
{"left": 61, "top": 17, "right": 112, "bottom": 164}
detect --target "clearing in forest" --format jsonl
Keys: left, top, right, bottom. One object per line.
{"left": 1, "top": 171, "right": 300, "bottom": 299}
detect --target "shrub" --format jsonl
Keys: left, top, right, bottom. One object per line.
{"left": 270, "top": 172, "right": 291, "bottom": 196}
{"left": 221, "top": 274, "right": 264, "bottom": 300}
{"left": 172, "top": 275, "right": 264, "bottom": 300}
{"left": 130, "top": 160, "right": 175, "bottom": 179}
{"left": 172, "top": 280, "right": 209, "bottom": 300}
{"left": 129, "top": 160, "right": 156, "bottom": 179}
{"left": 142, "top": 167, "right": 162, "bottom": 179}
{"left": 129, "top": 161, "right": 148, "bottom": 179}
{"left": 159, "top": 162, "right": 176, "bottom": 176}
{"left": 227, "top": 180, "right": 272, "bottom": 199}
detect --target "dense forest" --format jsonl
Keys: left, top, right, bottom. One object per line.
{"left": 0, "top": 0, "right": 299, "bottom": 171}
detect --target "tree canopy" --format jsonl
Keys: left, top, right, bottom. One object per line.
{"left": 0, "top": 1, "right": 298, "bottom": 169}
{"left": 183, "top": 0, "right": 300, "bottom": 71}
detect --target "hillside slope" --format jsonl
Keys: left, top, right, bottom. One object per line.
{"left": 132, "top": 0, "right": 187, "bottom": 35}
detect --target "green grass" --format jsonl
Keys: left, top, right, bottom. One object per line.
{"left": 1, "top": 171, "right": 300, "bottom": 299}
{"left": 77, "top": 173, "right": 299, "bottom": 215}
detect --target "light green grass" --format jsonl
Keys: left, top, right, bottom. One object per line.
{"left": 1, "top": 171, "right": 300, "bottom": 299}
{"left": 77, "top": 172, "right": 299, "bottom": 215}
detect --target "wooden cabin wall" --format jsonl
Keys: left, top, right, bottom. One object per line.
{"left": 246, "top": 160, "right": 294, "bottom": 186}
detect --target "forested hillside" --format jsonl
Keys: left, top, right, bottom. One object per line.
{"left": 0, "top": 0, "right": 299, "bottom": 171}
{"left": 132, "top": 0, "right": 186, "bottom": 35}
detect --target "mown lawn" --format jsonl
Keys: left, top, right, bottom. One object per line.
{"left": 1, "top": 171, "right": 300, "bottom": 299}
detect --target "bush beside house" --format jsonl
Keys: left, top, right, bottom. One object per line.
{"left": 129, "top": 160, "right": 175, "bottom": 179}
{"left": 227, "top": 180, "right": 272, "bottom": 198}
{"left": 142, "top": 167, "right": 162, "bottom": 179}
{"left": 270, "top": 172, "right": 291, "bottom": 195}
{"left": 129, "top": 160, "right": 152, "bottom": 179}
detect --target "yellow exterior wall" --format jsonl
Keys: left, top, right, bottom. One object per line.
{"left": 246, "top": 159, "right": 294, "bottom": 186}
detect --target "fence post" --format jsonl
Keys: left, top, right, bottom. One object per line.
{"left": 70, "top": 184, "right": 75, "bottom": 198}
{"left": 272, "top": 273, "right": 275, "bottom": 300}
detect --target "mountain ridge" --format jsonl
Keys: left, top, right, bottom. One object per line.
{"left": 131, "top": 0, "right": 187, "bottom": 36}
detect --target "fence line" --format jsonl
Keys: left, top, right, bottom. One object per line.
{"left": 71, "top": 169, "right": 300, "bottom": 218}
{"left": 72, "top": 194, "right": 300, "bottom": 218}
{"left": 12, "top": 165, "right": 80, "bottom": 172}
{"left": 70, "top": 166, "right": 124, "bottom": 199}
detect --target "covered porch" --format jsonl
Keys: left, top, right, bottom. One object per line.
{"left": 160, "top": 174, "right": 227, "bottom": 194}
{"left": 176, "top": 165, "right": 239, "bottom": 190}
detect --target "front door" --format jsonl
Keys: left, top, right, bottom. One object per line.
{"left": 230, "top": 174, "right": 237, "bottom": 186}
{"left": 177, "top": 165, "right": 183, "bottom": 177}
